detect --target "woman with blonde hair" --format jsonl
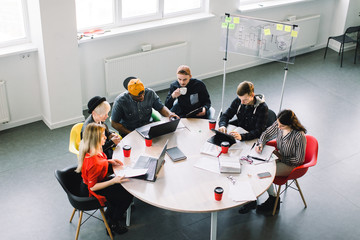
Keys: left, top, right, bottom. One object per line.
{"left": 76, "top": 123, "right": 133, "bottom": 235}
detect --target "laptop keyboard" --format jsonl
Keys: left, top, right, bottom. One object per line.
{"left": 134, "top": 156, "right": 156, "bottom": 169}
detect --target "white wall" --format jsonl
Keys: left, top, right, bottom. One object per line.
{"left": 0, "top": 0, "right": 353, "bottom": 131}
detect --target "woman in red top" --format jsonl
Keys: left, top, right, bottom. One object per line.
{"left": 76, "top": 123, "right": 133, "bottom": 235}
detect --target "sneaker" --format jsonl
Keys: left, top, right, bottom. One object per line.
{"left": 238, "top": 200, "right": 257, "bottom": 214}
{"left": 110, "top": 223, "right": 128, "bottom": 235}
{"left": 256, "top": 195, "right": 280, "bottom": 214}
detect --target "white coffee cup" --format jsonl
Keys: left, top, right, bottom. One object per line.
{"left": 179, "top": 87, "right": 187, "bottom": 95}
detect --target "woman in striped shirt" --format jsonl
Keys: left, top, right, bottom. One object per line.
{"left": 256, "top": 109, "right": 307, "bottom": 213}
{"left": 238, "top": 109, "right": 307, "bottom": 214}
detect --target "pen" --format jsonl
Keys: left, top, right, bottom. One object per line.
{"left": 251, "top": 143, "right": 256, "bottom": 150}
{"left": 247, "top": 155, "right": 267, "bottom": 162}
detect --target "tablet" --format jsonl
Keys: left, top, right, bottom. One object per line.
{"left": 185, "top": 107, "right": 203, "bottom": 118}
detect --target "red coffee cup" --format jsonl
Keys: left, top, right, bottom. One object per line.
{"left": 221, "top": 141, "right": 230, "bottom": 154}
{"left": 209, "top": 120, "right": 216, "bottom": 130}
{"left": 123, "top": 145, "right": 131, "bottom": 157}
{"left": 145, "top": 136, "right": 152, "bottom": 147}
{"left": 214, "top": 187, "right": 224, "bottom": 201}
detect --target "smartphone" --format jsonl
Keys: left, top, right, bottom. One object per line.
{"left": 257, "top": 172, "right": 272, "bottom": 179}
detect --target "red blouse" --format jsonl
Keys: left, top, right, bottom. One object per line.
{"left": 81, "top": 152, "right": 108, "bottom": 206}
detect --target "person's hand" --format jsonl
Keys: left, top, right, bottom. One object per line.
{"left": 110, "top": 134, "right": 121, "bottom": 145}
{"left": 171, "top": 88, "right": 181, "bottom": 99}
{"left": 108, "top": 159, "right": 123, "bottom": 166}
{"left": 196, "top": 107, "right": 206, "bottom": 117}
{"left": 218, "top": 126, "right": 227, "bottom": 133}
{"left": 255, "top": 144, "right": 263, "bottom": 153}
{"left": 229, "top": 131, "right": 242, "bottom": 140}
{"left": 112, "top": 175, "right": 129, "bottom": 184}
{"left": 169, "top": 112, "right": 180, "bottom": 120}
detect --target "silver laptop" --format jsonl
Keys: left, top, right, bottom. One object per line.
{"left": 135, "top": 118, "right": 180, "bottom": 139}
{"left": 133, "top": 140, "right": 168, "bottom": 182}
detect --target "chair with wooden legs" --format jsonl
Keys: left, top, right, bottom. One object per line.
{"left": 266, "top": 135, "right": 318, "bottom": 216}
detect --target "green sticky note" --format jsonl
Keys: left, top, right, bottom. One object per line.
{"left": 229, "top": 23, "right": 235, "bottom": 30}
{"left": 222, "top": 22, "right": 228, "bottom": 28}
{"left": 291, "top": 30, "right": 298, "bottom": 37}
{"left": 225, "top": 17, "right": 232, "bottom": 23}
{"left": 284, "top": 25, "right": 292, "bottom": 32}
{"left": 233, "top": 17, "right": 240, "bottom": 24}
{"left": 264, "top": 28, "right": 271, "bottom": 36}
{"left": 276, "top": 24, "right": 284, "bottom": 31}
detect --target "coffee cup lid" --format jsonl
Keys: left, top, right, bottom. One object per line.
{"left": 221, "top": 141, "right": 230, "bottom": 147}
{"left": 123, "top": 145, "right": 131, "bottom": 150}
{"left": 214, "top": 187, "right": 224, "bottom": 193}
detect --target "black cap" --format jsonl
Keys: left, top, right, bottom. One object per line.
{"left": 87, "top": 96, "right": 106, "bottom": 113}
{"left": 123, "top": 76, "right": 137, "bottom": 90}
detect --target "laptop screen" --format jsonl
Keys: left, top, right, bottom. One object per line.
{"left": 155, "top": 140, "right": 168, "bottom": 175}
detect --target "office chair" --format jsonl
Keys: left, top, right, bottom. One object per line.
{"left": 266, "top": 109, "right": 277, "bottom": 127}
{"left": 324, "top": 26, "right": 360, "bottom": 67}
{"left": 266, "top": 135, "right": 318, "bottom": 216}
{"left": 55, "top": 166, "right": 113, "bottom": 240}
{"left": 69, "top": 123, "right": 84, "bottom": 157}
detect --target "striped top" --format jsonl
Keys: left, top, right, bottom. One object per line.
{"left": 259, "top": 121, "right": 306, "bottom": 167}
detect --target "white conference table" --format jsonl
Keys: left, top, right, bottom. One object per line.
{"left": 113, "top": 118, "right": 275, "bottom": 240}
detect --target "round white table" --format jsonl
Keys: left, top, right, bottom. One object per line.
{"left": 113, "top": 118, "right": 275, "bottom": 240}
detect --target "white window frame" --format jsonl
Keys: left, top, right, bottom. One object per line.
{"left": 0, "top": 0, "right": 31, "bottom": 48}
{"left": 77, "top": 0, "right": 206, "bottom": 32}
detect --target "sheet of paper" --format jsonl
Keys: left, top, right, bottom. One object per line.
{"left": 242, "top": 143, "right": 275, "bottom": 161}
{"left": 200, "top": 142, "right": 221, "bottom": 157}
{"left": 228, "top": 180, "right": 257, "bottom": 202}
{"left": 193, "top": 157, "right": 220, "bottom": 174}
{"left": 116, "top": 168, "right": 148, "bottom": 177}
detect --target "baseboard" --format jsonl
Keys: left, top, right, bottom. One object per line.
{"left": 42, "top": 115, "right": 85, "bottom": 130}
{"left": 0, "top": 115, "right": 42, "bottom": 131}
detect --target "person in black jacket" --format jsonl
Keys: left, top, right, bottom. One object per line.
{"left": 81, "top": 96, "right": 121, "bottom": 159}
{"left": 218, "top": 81, "right": 268, "bottom": 141}
{"left": 165, "top": 65, "right": 211, "bottom": 118}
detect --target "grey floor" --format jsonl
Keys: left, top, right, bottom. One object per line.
{"left": 1, "top": 48, "right": 360, "bottom": 240}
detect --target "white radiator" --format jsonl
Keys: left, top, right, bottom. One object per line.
{"left": 0, "top": 80, "right": 10, "bottom": 123}
{"left": 104, "top": 42, "right": 188, "bottom": 97}
{"left": 286, "top": 15, "right": 320, "bottom": 50}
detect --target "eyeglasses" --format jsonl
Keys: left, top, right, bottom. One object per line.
{"left": 227, "top": 175, "right": 236, "bottom": 185}
{"left": 240, "top": 156, "right": 253, "bottom": 164}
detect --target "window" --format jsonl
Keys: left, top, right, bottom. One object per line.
{"left": 76, "top": 0, "right": 205, "bottom": 31}
{"left": 0, "top": 0, "right": 29, "bottom": 47}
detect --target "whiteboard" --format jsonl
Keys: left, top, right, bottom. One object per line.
{"left": 220, "top": 14, "right": 300, "bottom": 64}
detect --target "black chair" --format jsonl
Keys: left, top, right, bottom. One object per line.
{"left": 324, "top": 26, "right": 360, "bottom": 67}
{"left": 55, "top": 166, "right": 113, "bottom": 240}
{"left": 266, "top": 109, "right": 277, "bottom": 128}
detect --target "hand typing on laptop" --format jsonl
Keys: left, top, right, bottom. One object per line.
{"left": 229, "top": 131, "right": 242, "bottom": 141}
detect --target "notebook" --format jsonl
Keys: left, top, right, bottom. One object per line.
{"left": 133, "top": 140, "right": 168, "bottom": 182}
{"left": 207, "top": 129, "right": 236, "bottom": 146}
{"left": 166, "top": 146, "right": 186, "bottom": 162}
{"left": 136, "top": 118, "right": 180, "bottom": 139}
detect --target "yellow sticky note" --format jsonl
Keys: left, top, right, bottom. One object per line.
{"left": 264, "top": 28, "right": 271, "bottom": 36}
{"left": 276, "top": 24, "right": 284, "bottom": 31}
{"left": 225, "top": 17, "right": 232, "bottom": 23}
{"left": 291, "top": 30, "right": 298, "bottom": 38}
{"left": 233, "top": 17, "right": 240, "bottom": 24}
{"left": 229, "top": 23, "right": 235, "bottom": 30}
{"left": 284, "top": 25, "right": 292, "bottom": 32}
{"left": 222, "top": 22, "right": 228, "bottom": 28}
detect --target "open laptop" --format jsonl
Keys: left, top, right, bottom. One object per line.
{"left": 207, "top": 129, "right": 236, "bottom": 146}
{"left": 133, "top": 140, "right": 168, "bottom": 182}
{"left": 135, "top": 118, "right": 180, "bottom": 139}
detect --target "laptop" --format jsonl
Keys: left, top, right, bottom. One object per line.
{"left": 133, "top": 140, "right": 168, "bottom": 182}
{"left": 185, "top": 107, "right": 203, "bottom": 118}
{"left": 207, "top": 129, "right": 236, "bottom": 146}
{"left": 136, "top": 118, "right": 180, "bottom": 139}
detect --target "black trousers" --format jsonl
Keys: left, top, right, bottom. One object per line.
{"left": 95, "top": 184, "right": 133, "bottom": 223}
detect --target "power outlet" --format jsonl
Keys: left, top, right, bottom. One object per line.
{"left": 19, "top": 53, "right": 30, "bottom": 60}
